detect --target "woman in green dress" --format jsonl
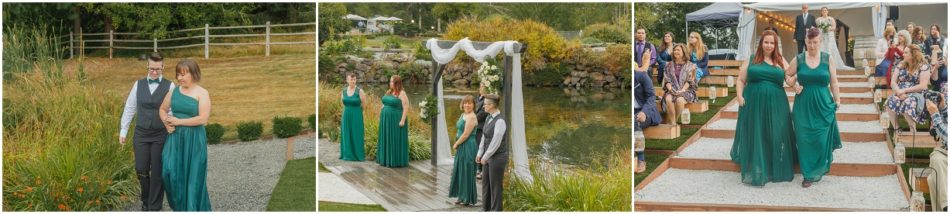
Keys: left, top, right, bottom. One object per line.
{"left": 341, "top": 72, "right": 367, "bottom": 161}
{"left": 786, "top": 27, "right": 843, "bottom": 188}
{"left": 159, "top": 59, "right": 212, "bottom": 211}
{"left": 377, "top": 75, "right": 410, "bottom": 167}
{"left": 449, "top": 95, "right": 478, "bottom": 206}
{"left": 730, "top": 29, "right": 797, "bottom": 187}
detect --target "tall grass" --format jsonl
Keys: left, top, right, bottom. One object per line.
{"left": 3, "top": 27, "right": 137, "bottom": 211}
{"left": 2, "top": 25, "right": 66, "bottom": 81}
{"left": 318, "top": 82, "right": 431, "bottom": 160}
{"left": 504, "top": 150, "right": 632, "bottom": 211}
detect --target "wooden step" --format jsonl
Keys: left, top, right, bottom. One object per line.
{"left": 687, "top": 100, "right": 709, "bottom": 113}
{"left": 784, "top": 87, "right": 873, "bottom": 93}
{"left": 897, "top": 132, "right": 940, "bottom": 148}
{"left": 699, "top": 76, "right": 729, "bottom": 85}
{"left": 840, "top": 70, "right": 867, "bottom": 76}
{"left": 709, "top": 68, "right": 739, "bottom": 76}
{"left": 655, "top": 87, "right": 728, "bottom": 98}
{"left": 709, "top": 60, "right": 743, "bottom": 67}
{"left": 644, "top": 124, "right": 681, "bottom": 140}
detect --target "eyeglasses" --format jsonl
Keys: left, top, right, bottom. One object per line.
{"left": 148, "top": 67, "right": 163, "bottom": 71}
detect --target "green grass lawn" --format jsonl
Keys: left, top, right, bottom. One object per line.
{"left": 318, "top": 201, "right": 386, "bottom": 211}
{"left": 266, "top": 157, "right": 316, "bottom": 211}
{"left": 318, "top": 161, "right": 330, "bottom": 173}
{"left": 635, "top": 152, "right": 670, "bottom": 185}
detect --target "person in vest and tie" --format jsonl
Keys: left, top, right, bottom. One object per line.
{"left": 119, "top": 52, "right": 175, "bottom": 211}
{"left": 476, "top": 94, "right": 507, "bottom": 211}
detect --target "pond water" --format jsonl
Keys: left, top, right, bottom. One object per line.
{"left": 332, "top": 84, "right": 631, "bottom": 168}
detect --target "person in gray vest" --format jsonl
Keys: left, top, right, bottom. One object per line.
{"left": 119, "top": 52, "right": 175, "bottom": 211}
{"left": 476, "top": 94, "right": 507, "bottom": 211}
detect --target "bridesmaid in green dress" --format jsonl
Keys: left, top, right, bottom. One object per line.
{"left": 159, "top": 59, "right": 212, "bottom": 211}
{"left": 341, "top": 73, "right": 367, "bottom": 161}
{"left": 786, "top": 27, "right": 843, "bottom": 188}
{"left": 730, "top": 29, "right": 797, "bottom": 187}
{"left": 449, "top": 95, "right": 478, "bottom": 206}
{"left": 377, "top": 75, "right": 410, "bottom": 167}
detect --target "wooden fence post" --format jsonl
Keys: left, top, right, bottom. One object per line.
{"left": 79, "top": 28, "right": 84, "bottom": 59}
{"left": 286, "top": 136, "right": 295, "bottom": 161}
{"left": 153, "top": 38, "right": 158, "bottom": 52}
{"left": 69, "top": 31, "right": 74, "bottom": 59}
{"left": 109, "top": 30, "right": 114, "bottom": 59}
{"left": 204, "top": 24, "right": 210, "bottom": 59}
{"left": 265, "top": 21, "right": 271, "bottom": 57}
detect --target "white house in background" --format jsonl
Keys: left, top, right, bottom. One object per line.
{"left": 343, "top": 14, "right": 368, "bottom": 34}
{"left": 366, "top": 16, "right": 403, "bottom": 34}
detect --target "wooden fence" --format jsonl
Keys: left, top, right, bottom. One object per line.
{"left": 58, "top": 21, "right": 315, "bottom": 59}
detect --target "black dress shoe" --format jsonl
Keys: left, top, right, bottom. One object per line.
{"left": 141, "top": 204, "right": 148, "bottom": 211}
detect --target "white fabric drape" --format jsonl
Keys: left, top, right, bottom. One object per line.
{"left": 872, "top": 4, "right": 887, "bottom": 40}
{"left": 737, "top": 8, "right": 756, "bottom": 61}
{"left": 425, "top": 38, "right": 533, "bottom": 182}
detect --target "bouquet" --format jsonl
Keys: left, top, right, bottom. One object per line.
{"left": 418, "top": 95, "right": 439, "bottom": 122}
{"left": 817, "top": 22, "right": 831, "bottom": 33}
{"left": 477, "top": 57, "right": 503, "bottom": 95}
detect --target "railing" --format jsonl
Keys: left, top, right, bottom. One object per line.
{"left": 59, "top": 21, "right": 315, "bottom": 59}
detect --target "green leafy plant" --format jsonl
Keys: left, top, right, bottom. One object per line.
{"left": 273, "top": 116, "right": 303, "bottom": 138}
{"left": 236, "top": 121, "right": 264, "bottom": 141}
{"left": 206, "top": 123, "right": 226, "bottom": 144}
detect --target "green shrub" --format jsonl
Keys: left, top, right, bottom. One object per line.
{"left": 382, "top": 36, "right": 402, "bottom": 50}
{"left": 206, "top": 123, "right": 226, "bottom": 144}
{"left": 236, "top": 121, "right": 263, "bottom": 141}
{"left": 393, "top": 22, "right": 421, "bottom": 37}
{"left": 308, "top": 114, "right": 316, "bottom": 131}
{"left": 273, "top": 116, "right": 303, "bottom": 138}
{"left": 583, "top": 23, "right": 630, "bottom": 44}
{"left": 445, "top": 15, "right": 570, "bottom": 71}
{"left": 580, "top": 37, "right": 604, "bottom": 45}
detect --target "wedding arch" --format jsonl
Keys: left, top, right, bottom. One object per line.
{"left": 423, "top": 38, "right": 533, "bottom": 182}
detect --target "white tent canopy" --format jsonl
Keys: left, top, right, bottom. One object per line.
{"left": 737, "top": 2, "right": 947, "bottom": 62}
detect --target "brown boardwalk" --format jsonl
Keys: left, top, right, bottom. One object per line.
{"left": 319, "top": 139, "right": 481, "bottom": 211}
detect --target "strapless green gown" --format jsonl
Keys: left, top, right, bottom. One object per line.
{"left": 792, "top": 52, "right": 842, "bottom": 182}
{"left": 376, "top": 94, "right": 409, "bottom": 167}
{"left": 449, "top": 115, "right": 477, "bottom": 205}
{"left": 162, "top": 86, "right": 212, "bottom": 211}
{"left": 340, "top": 87, "right": 365, "bottom": 161}
{"left": 730, "top": 56, "right": 797, "bottom": 186}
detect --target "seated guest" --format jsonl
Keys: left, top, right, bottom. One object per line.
{"left": 924, "top": 88, "right": 947, "bottom": 212}
{"left": 662, "top": 43, "right": 699, "bottom": 125}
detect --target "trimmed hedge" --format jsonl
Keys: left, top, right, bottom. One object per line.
{"left": 237, "top": 121, "right": 264, "bottom": 141}
{"left": 206, "top": 123, "right": 226, "bottom": 144}
{"left": 273, "top": 116, "right": 303, "bottom": 138}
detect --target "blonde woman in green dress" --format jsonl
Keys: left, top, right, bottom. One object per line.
{"left": 786, "top": 27, "right": 843, "bottom": 188}
{"left": 449, "top": 95, "right": 478, "bottom": 206}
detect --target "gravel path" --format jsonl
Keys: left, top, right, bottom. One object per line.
{"left": 635, "top": 169, "right": 909, "bottom": 210}
{"left": 119, "top": 135, "right": 316, "bottom": 211}
{"left": 707, "top": 119, "right": 882, "bottom": 133}
{"left": 839, "top": 82, "right": 873, "bottom": 88}
{"left": 677, "top": 138, "right": 893, "bottom": 164}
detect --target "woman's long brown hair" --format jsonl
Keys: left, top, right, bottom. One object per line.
{"left": 387, "top": 75, "right": 403, "bottom": 96}
{"left": 752, "top": 30, "right": 785, "bottom": 68}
